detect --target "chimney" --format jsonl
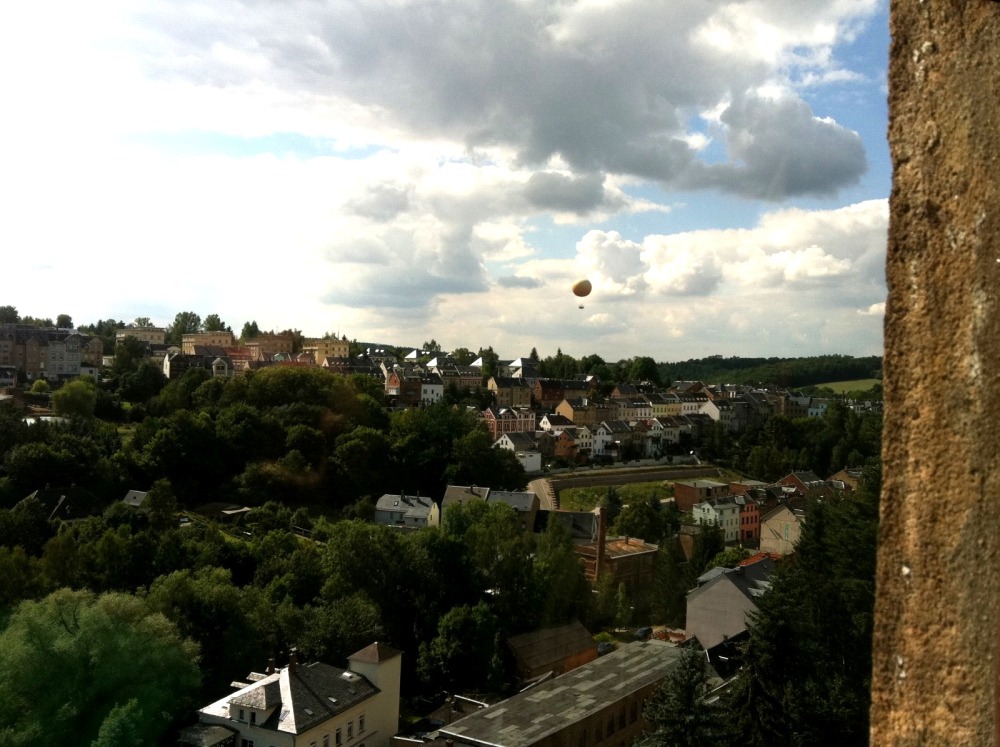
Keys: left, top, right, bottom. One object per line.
{"left": 594, "top": 506, "right": 607, "bottom": 582}
{"left": 288, "top": 648, "right": 298, "bottom": 675}
{"left": 266, "top": 657, "right": 276, "bottom": 675}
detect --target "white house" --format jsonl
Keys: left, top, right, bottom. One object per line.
{"left": 692, "top": 496, "right": 742, "bottom": 543}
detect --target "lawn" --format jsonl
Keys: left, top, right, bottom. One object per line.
{"left": 818, "top": 378, "right": 882, "bottom": 394}
{"left": 558, "top": 481, "right": 674, "bottom": 511}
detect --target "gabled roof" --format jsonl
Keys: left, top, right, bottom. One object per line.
{"left": 495, "top": 431, "right": 538, "bottom": 450}
{"left": 488, "top": 490, "right": 539, "bottom": 513}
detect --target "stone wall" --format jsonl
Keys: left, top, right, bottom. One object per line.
{"left": 871, "top": 2, "right": 1000, "bottom": 744}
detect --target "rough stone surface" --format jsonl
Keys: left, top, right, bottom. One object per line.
{"left": 872, "top": 2, "right": 1000, "bottom": 744}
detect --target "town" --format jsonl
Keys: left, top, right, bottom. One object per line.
{"left": 0, "top": 309, "right": 880, "bottom": 746}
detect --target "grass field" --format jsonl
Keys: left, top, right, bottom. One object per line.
{"left": 818, "top": 378, "right": 881, "bottom": 394}
{"left": 558, "top": 481, "right": 674, "bottom": 511}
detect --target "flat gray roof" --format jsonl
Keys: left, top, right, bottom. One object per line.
{"left": 439, "top": 640, "right": 684, "bottom": 747}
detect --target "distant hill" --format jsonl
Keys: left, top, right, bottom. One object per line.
{"left": 659, "top": 354, "right": 882, "bottom": 390}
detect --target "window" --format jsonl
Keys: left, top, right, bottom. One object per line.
{"left": 348, "top": 721, "right": 354, "bottom": 739}
{"left": 324, "top": 737, "right": 329, "bottom": 747}
{"left": 595, "top": 723, "right": 603, "bottom": 742}
{"left": 241, "top": 741, "right": 254, "bottom": 747}
{"left": 250, "top": 712, "right": 256, "bottom": 725}
{"left": 238, "top": 709, "right": 245, "bottom": 722}
{"left": 359, "top": 715, "right": 365, "bottom": 734}
{"left": 336, "top": 729, "right": 342, "bottom": 746}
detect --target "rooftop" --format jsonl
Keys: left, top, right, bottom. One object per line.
{"left": 439, "top": 640, "right": 684, "bottom": 747}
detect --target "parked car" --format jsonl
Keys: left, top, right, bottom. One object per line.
{"left": 634, "top": 626, "right": 653, "bottom": 641}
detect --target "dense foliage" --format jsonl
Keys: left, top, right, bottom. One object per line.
{"left": 0, "top": 328, "right": 885, "bottom": 741}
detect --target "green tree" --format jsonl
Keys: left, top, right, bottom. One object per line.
{"left": 0, "top": 305, "right": 18, "bottom": 324}
{"left": 202, "top": 313, "right": 229, "bottom": 332}
{"left": 706, "top": 546, "right": 751, "bottom": 571}
{"left": 477, "top": 346, "right": 500, "bottom": 379}
{"left": 52, "top": 378, "right": 97, "bottom": 419}
{"left": 628, "top": 355, "right": 661, "bottom": 385}
{"left": 0, "top": 589, "right": 200, "bottom": 746}
{"left": 167, "top": 311, "right": 201, "bottom": 345}
{"left": 723, "top": 469, "right": 880, "bottom": 745}
{"left": 30, "top": 379, "right": 50, "bottom": 394}
{"left": 55, "top": 313, "right": 72, "bottom": 329}
{"left": 132, "top": 316, "right": 151, "bottom": 327}
{"left": 418, "top": 602, "right": 504, "bottom": 693}
{"left": 532, "top": 518, "right": 591, "bottom": 625}
{"left": 642, "top": 646, "right": 731, "bottom": 747}
{"left": 612, "top": 495, "right": 667, "bottom": 543}
{"left": 240, "top": 320, "right": 260, "bottom": 341}
{"left": 111, "top": 335, "right": 151, "bottom": 378}
{"left": 450, "top": 347, "right": 476, "bottom": 365}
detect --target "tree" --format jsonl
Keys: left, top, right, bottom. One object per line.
{"left": 167, "top": 311, "right": 201, "bottom": 345}
{"left": 477, "top": 346, "right": 500, "bottom": 379}
{"left": 422, "top": 339, "right": 442, "bottom": 353}
{"left": 628, "top": 355, "right": 661, "bottom": 385}
{"left": 706, "top": 546, "right": 751, "bottom": 571}
{"left": 418, "top": 602, "right": 504, "bottom": 693}
{"left": 612, "top": 495, "right": 667, "bottom": 543}
{"left": 55, "top": 314, "right": 72, "bottom": 329}
{"left": 451, "top": 347, "right": 476, "bottom": 365}
{"left": 0, "top": 589, "right": 200, "bottom": 746}
{"left": 202, "top": 313, "right": 230, "bottom": 332}
{"left": 132, "top": 316, "right": 151, "bottom": 327}
{"left": 51, "top": 378, "right": 97, "bottom": 419}
{"left": 723, "top": 468, "right": 880, "bottom": 745}
{"left": 642, "top": 646, "right": 731, "bottom": 747}
{"left": 240, "top": 320, "right": 260, "bottom": 341}
{"left": 29, "top": 379, "right": 50, "bottom": 394}
{"left": 0, "top": 305, "right": 18, "bottom": 324}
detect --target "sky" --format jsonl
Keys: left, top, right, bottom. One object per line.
{"left": 1, "top": 0, "right": 889, "bottom": 363}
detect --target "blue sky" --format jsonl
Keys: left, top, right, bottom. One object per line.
{"left": 1, "top": 0, "right": 889, "bottom": 363}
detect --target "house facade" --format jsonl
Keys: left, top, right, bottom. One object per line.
{"left": 373, "top": 493, "right": 439, "bottom": 529}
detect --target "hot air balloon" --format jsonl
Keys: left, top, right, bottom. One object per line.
{"left": 572, "top": 279, "right": 592, "bottom": 298}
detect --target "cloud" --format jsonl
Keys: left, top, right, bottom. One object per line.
{"left": 497, "top": 276, "right": 544, "bottom": 289}
{"left": 108, "top": 0, "right": 877, "bottom": 199}
{"left": 522, "top": 172, "right": 609, "bottom": 213}
{"left": 688, "top": 93, "right": 867, "bottom": 198}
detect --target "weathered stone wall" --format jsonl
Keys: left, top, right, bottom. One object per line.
{"left": 872, "top": 2, "right": 1000, "bottom": 744}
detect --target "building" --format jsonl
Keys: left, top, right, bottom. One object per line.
{"left": 673, "top": 480, "right": 729, "bottom": 512}
{"left": 115, "top": 327, "right": 166, "bottom": 345}
{"left": 182, "top": 332, "right": 237, "bottom": 354}
{"left": 373, "top": 493, "right": 439, "bottom": 530}
{"left": 506, "top": 621, "right": 598, "bottom": 682}
{"left": 303, "top": 336, "right": 351, "bottom": 364}
{"left": 436, "top": 486, "right": 540, "bottom": 533}
{"left": 438, "top": 640, "right": 685, "bottom": 747}
{"left": 185, "top": 643, "right": 401, "bottom": 747}
{"left": 685, "top": 555, "right": 775, "bottom": 671}
{"left": 692, "top": 496, "right": 742, "bottom": 543}
{"left": 574, "top": 509, "right": 658, "bottom": 589}
{"left": 759, "top": 504, "right": 804, "bottom": 556}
